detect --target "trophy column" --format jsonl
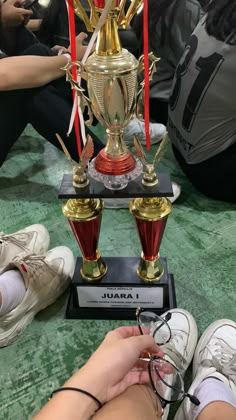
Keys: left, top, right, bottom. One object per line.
{"left": 62, "top": 198, "right": 107, "bottom": 281}
{"left": 130, "top": 197, "right": 172, "bottom": 282}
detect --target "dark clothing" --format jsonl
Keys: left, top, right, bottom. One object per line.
{"left": 173, "top": 144, "right": 236, "bottom": 203}
{"left": 149, "top": 98, "right": 168, "bottom": 125}
{"left": 0, "top": 31, "right": 104, "bottom": 167}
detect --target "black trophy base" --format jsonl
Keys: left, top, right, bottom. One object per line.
{"left": 65, "top": 257, "right": 177, "bottom": 320}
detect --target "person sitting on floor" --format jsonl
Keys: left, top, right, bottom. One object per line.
{"left": 132, "top": 0, "right": 206, "bottom": 125}
{"left": 0, "top": 0, "right": 105, "bottom": 167}
{"left": 0, "top": 224, "right": 75, "bottom": 347}
{"left": 168, "top": 0, "right": 236, "bottom": 202}
{"left": 32, "top": 311, "right": 236, "bottom": 420}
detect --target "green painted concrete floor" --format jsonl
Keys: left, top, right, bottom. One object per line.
{"left": 0, "top": 126, "right": 235, "bottom": 419}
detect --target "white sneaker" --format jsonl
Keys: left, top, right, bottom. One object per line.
{"left": 0, "top": 246, "right": 75, "bottom": 347}
{"left": 104, "top": 182, "right": 181, "bottom": 209}
{"left": 158, "top": 309, "right": 198, "bottom": 420}
{"left": 0, "top": 224, "right": 50, "bottom": 273}
{"left": 174, "top": 319, "right": 236, "bottom": 420}
{"left": 170, "top": 182, "right": 181, "bottom": 204}
{"left": 123, "top": 117, "right": 166, "bottom": 145}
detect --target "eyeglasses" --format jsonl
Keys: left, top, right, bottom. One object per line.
{"left": 136, "top": 307, "right": 200, "bottom": 409}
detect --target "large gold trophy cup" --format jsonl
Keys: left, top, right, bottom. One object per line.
{"left": 59, "top": 0, "right": 176, "bottom": 319}
{"left": 67, "top": 0, "right": 145, "bottom": 190}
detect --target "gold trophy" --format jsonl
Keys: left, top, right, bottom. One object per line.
{"left": 130, "top": 135, "right": 172, "bottom": 282}
{"left": 58, "top": 0, "right": 176, "bottom": 319}
{"left": 56, "top": 134, "right": 107, "bottom": 281}
{"left": 65, "top": 0, "right": 155, "bottom": 190}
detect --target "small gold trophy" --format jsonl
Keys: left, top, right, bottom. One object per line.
{"left": 130, "top": 134, "right": 172, "bottom": 282}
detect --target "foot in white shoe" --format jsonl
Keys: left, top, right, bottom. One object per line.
{"left": 123, "top": 118, "right": 166, "bottom": 145}
{"left": 161, "top": 309, "right": 198, "bottom": 375}
{"left": 0, "top": 246, "right": 75, "bottom": 347}
{"left": 146, "top": 309, "right": 198, "bottom": 420}
{"left": 169, "top": 182, "right": 181, "bottom": 204}
{"left": 0, "top": 224, "right": 50, "bottom": 273}
{"left": 174, "top": 319, "right": 236, "bottom": 420}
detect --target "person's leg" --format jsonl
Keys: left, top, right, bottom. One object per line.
{"left": 0, "top": 44, "right": 54, "bottom": 167}
{"left": 0, "top": 89, "right": 30, "bottom": 166}
{"left": 172, "top": 144, "right": 236, "bottom": 203}
{"left": 92, "top": 385, "right": 162, "bottom": 420}
{"left": 21, "top": 43, "right": 104, "bottom": 160}
{"left": 197, "top": 401, "right": 236, "bottom": 420}
{"left": 28, "top": 83, "right": 104, "bottom": 160}
{"left": 15, "top": 26, "right": 39, "bottom": 54}
{"left": 174, "top": 319, "right": 236, "bottom": 420}
{"left": 149, "top": 98, "right": 169, "bottom": 125}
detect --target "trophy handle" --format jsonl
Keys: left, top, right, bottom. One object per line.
{"left": 87, "top": 0, "right": 99, "bottom": 28}
{"left": 137, "top": 53, "right": 160, "bottom": 113}
{"left": 122, "top": 0, "right": 143, "bottom": 28}
{"left": 73, "top": 0, "right": 94, "bottom": 32}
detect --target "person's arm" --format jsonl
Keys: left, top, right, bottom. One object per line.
{"left": 33, "top": 326, "right": 164, "bottom": 420}
{"left": 0, "top": 32, "right": 90, "bottom": 90}
{"left": 0, "top": 54, "right": 70, "bottom": 90}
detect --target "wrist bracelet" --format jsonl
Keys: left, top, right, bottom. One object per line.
{"left": 50, "top": 387, "right": 103, "bottom": 409}
{"left": 62, "top": 53, "right": 71, "bottom": 63}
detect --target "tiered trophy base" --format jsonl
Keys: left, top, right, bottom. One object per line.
{"left": 65, "top": 257, "right": 176, "bottom": 320}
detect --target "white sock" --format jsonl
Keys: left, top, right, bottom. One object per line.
{"left": 192, "top": 377, "right": 236, "bottom": 420}
{"left": 0, "top": 270, "right": 26, "bottom": 316}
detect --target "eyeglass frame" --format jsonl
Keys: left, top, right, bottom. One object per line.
{"left": 136, "top": 307, "right": 200, "bottom": 409}
{"left": 136, "top": 307, "right": 172, "bottom": 346}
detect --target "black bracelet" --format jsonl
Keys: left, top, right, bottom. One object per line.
{"left": 50, "top": 387, "right": 103, "bottom": 409}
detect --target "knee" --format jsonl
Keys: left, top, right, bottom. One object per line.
{"left": 22, "top": 43, "right": 53, "bottom": 57}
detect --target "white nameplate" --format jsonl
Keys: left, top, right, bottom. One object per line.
{"left": 77, "top": 286, "right": 164, "bottom": 308}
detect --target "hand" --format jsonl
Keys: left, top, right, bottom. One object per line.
{"left": 70, "top": 326, "right": 164, "bottom": 404}
{"left": 1, "top": 0, "right": 33, "bottom": 28}
{"left": 68, "top": 32, "right": 95, "bottom": 61}
{"left": 51, "top": 45, "right": 68, "bottom": 55}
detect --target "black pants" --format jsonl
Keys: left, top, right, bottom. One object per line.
{"left": 173, "top": 145, "right": 236, "bottom": 203}
{"left": 0, "top": 42, "right": 104, "bottom": 167}
{"left": 149, "top": 99, "right": 168, "bottom": 126}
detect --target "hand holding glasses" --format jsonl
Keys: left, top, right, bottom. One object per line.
{"left": 136, "top": 307, "right": 200, "bottom": 409}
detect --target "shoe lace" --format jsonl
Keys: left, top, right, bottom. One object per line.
{"left": 0, "top": 232, "right": 29, "bottom": 251}
{"left": 162, "top": 330, "right": 188, "bottom": 372}
{"left": 14, "top": 254, "right": 49, "bottom": 272}
{"left": 201, "top": 339, "right": 236, "bottom": 382}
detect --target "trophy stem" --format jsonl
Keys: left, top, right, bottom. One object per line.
{"left": 62, "top": 198, "right": 107, "bottom": 282}
{"left": 96, "top": 9, "right": 121, "bottom": 56}
{"left": 130, "top": 197, "right": 172, "bottom": 283}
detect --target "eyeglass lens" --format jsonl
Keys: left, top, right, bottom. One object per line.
{"left": 138, "top": 311, "right": 171, "bottom": 345}
{"left": 149, "top": 358, "right": 185, "bottom": 403}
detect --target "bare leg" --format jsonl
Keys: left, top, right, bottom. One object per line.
{"left": 93, "top": 385, "right": 162, "bottom": 420}
{"left": 197, "top": 401, "right": 236, "bottom": 420}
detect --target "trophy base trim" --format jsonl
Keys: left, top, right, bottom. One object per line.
{"left": 81, "top": 255, "right": 108, "bottom": 282}
{"left": 65, "top": 257, "right": 177, "bottom": 320}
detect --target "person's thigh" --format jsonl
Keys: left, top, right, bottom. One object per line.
{"left": 93, "top": 385, "right": 161, "bottom": 420}
{"left": 28, "top": 83, "right": 104, "bottom": 161}
{"left": 172, "top": 145, "right": 236, "bottom": 203}
{"left": 150, "top": 99, "right": 168, "bottom": 125}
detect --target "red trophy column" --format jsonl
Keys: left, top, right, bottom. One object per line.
{"left": 63, "top": 198, "right": 107, "bottom": 281}
{"left": 130, "top": 197, "right": 172, "bottom": 282}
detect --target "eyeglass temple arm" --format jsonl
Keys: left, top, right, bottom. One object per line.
{"left": 152, "top": 312, "right": 172, "bottom": 337}
{"left": 186, "top": 393, "right": 200, "bottom": 406}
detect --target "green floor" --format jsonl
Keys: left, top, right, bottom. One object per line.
{"left": 0, "top": 126, "right": 235, "bottom": 419}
